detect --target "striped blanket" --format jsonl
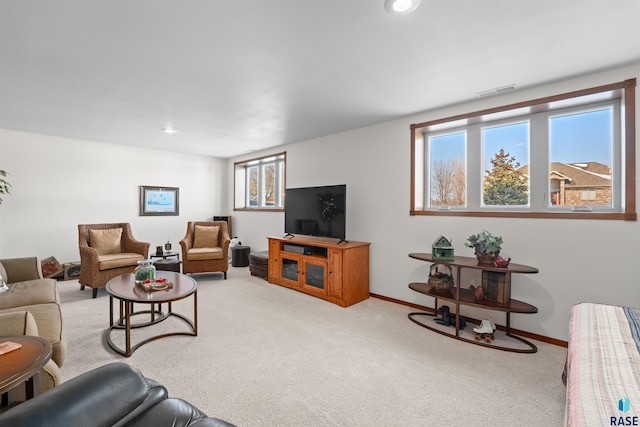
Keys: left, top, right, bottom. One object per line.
{"left": 564, "top": 303, "right": 640, "bottom": 426}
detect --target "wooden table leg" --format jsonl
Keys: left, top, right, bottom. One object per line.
{"left": 193, "top": 290, "right": 198, "bottom": 336}
{"left": 118, "top": 300, "right": 125, "bottom": 326}
{"left": 109, "top": 295, "right": 114, "bottom": 327}
{"left": 125, "top": 302, "right": 131, "bottom": 357}
{"left": 24, "top": 376, "right": 35, "bottom": 400}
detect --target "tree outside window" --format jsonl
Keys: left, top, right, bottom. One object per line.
{"left": 429, "top": 132, "right": 466, "bottom": 207}
{"left": 483, "top": 149, "right": 529, "bottom": 206}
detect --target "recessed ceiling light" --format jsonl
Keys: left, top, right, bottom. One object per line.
{"left": 162, "top": 128, "right": 177, "bottom": 134}
{"left": 384, "top": 0, "right": 421, "bottom": 16}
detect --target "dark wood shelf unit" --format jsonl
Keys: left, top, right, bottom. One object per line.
{"left": 409, "top": 253, "right": 538, "bottom": 274}
{"left": 408, "top": 253, "right": 539, "bottom": 353}
{"left": 408, "top": 282, "right": 537, "bottom": 313}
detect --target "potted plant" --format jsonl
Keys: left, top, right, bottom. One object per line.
{"left": 465, "top": 230, "right": 503, "bottom": 265}
{"left": 0, "top": 169, "right": 11, "bottom": 205}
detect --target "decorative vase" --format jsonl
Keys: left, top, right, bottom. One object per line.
{"left": 469, "top": 284, "right": 484, "bottom": 302}
{"left": 133, "top": 259, "right": 156, "bottom": 284}
{"left": 475, "top": 251, "right": 499, "bottom": 266}
{"left": 495, "top": 255, "right": 511, "bottom": 268}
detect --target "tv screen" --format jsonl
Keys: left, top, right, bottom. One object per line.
{"left": 284, "top": 185, "right": 346, "bottom": 241}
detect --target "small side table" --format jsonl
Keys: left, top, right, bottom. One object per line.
{"left": 231, "top": 246, "right": 250, "bottom": 267}
{"left": 0, "top": 336, "right": 52, "bottom": 407}
{"left": 154, "top": 259, "right": 181, "bottom": 273}
{"left": 150, "top": 251, "right": 180, "bottom": 260}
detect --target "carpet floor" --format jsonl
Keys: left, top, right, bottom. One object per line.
{"left": 58, "top": 267, "right": 567, "bottom": 426}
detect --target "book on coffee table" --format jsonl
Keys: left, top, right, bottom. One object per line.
{"left": 0, "top": 341, "right": 22, "bottom": 355}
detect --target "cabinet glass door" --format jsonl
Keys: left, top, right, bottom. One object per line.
{"left": 305, "top": 263, "right": 325, "bottom": 289}
{"left": 302, "top": 260, "right": 327, "bottom": 297}
{"left": 281, "top": 258, "right": 299, "bottom": 283}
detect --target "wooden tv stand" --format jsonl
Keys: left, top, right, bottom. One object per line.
{"left": 267, "top": 235, "right": 370, "bottom": 307}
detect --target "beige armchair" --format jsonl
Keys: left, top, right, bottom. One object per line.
{"left": 180, "top": 221, "right": 230, "bottom": 278}
{"left": 0, "top": 311, "right": 62, "bottom": 403}
{"left": 78, "top": 223, "right": 149, "bottom": 298}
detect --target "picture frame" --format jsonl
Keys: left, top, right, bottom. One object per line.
{"left": 140, "top": 186, "right": 179, "bottom": 216}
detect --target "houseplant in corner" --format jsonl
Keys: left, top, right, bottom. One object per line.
{"left": 0, "top": 170, "right": 9, "bottom": 292}
{"left": 465, "top": 229, "right": 503, "bottom": 266}
{"left": 0, "top": 169, "right": 11, "bottom": 205}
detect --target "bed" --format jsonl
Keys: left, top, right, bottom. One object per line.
{"left": 564, "top": 302, "right": 640, "bottom": 426}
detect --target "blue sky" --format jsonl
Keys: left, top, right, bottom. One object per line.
{"left": 430, "top": 107, "right": 613, "bottom": 169}
{"left": 549, "top": 108, "right": 612, "bottom": 165}
{"left": 483, "top": 122, "right": 529, "bottom": 170}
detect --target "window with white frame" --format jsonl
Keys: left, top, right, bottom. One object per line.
{"left": 411, "top": 79, "right": 636, "bottom": 221}
{"left": 234, "top": 152, "right": 286, "bottom": 210}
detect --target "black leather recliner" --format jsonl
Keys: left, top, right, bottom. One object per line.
{"left": 0, "top": 362, "right": 235, "bottom": 427}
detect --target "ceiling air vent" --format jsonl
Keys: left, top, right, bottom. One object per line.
{"left": 476, "top": 84, "right": 517, "bottom": 98}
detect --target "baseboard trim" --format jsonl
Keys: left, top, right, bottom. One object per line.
{"left": 369, "top": 293, "right": 568, "bottom": 348}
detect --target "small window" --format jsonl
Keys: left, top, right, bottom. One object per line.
{"left": 247, "top": 165, "right": 258, "bottom": 207}
{"left": 428, "top": 132, "right": 466, "bottom": 207}
{"left": 581, "top": 189, "right": 597, "bottom": 201}
{"left": 235, "top": 152, "right": 286, "bottom": 210}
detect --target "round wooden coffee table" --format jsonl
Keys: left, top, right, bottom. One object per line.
{"left": 105, "top": 271, "right": 197, "bottom": 357}
{"left": 0, "top": 336, "right": 52, "bottom": 406}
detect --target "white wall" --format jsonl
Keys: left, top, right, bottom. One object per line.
{"left": 228, "top": 63, "right": 640, "bottom": 342}
{"left": 0, "top": 129, "right": 225, "bottom": 263}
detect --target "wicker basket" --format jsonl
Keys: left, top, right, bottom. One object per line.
{"left": 428, "top": 263, "right": 454, "bottom": 291}
{"left": 475, "top": 251, "right": 498, "bottom": 266}
{"left": 428, "top": 276, "right": 454, "bottom": 291}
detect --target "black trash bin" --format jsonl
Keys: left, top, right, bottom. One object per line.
{"left": 231, "top": 245, "right": 250, "bottom": 267}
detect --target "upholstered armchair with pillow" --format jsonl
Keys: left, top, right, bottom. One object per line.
{"left": 180, "top": 221, "right": 230, "bottom": 278}
{"left": 78, "top": 223, "right": 149, "bottom": 298}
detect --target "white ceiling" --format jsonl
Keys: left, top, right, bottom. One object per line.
{"left": 1, "top": 0, "right": 639, "bottom": 159}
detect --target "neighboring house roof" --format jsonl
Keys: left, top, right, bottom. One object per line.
{"left": 519, "top": 162, "right": 611, "bottom": 187}
{"left": 549, "top": 170, "right": 572, "bottom": 181}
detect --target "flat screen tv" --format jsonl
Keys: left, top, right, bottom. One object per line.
{"left": 284, "top": 184, "right": 346, "bottom": 242}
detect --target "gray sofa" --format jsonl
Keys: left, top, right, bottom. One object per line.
{"left": 0, "top": 311, "right": 62, "bottom": 401}
{"left": 0, "top": 257, "right": 66, "bottom": 364}
{"left": 0, "top": 257, "right": 66, "bottom": 401}
{"left": 0, "top": 362, "right": 236, "bottom": 427}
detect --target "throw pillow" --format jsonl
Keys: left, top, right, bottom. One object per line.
{"left": 41, "top": 256, "right": 63, "bottom": 278}
{"left": 193, "top": 225, "right": 219, "bottom": 248}
{"left": 89, "top": 228, "right": 123, "bottom": 255}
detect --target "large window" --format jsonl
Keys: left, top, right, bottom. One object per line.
{"left": 411, "top": 79, "right": 636, "bottom": 220}
{"left": 234, "top": 152, "right": 286, "bottom": 211}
